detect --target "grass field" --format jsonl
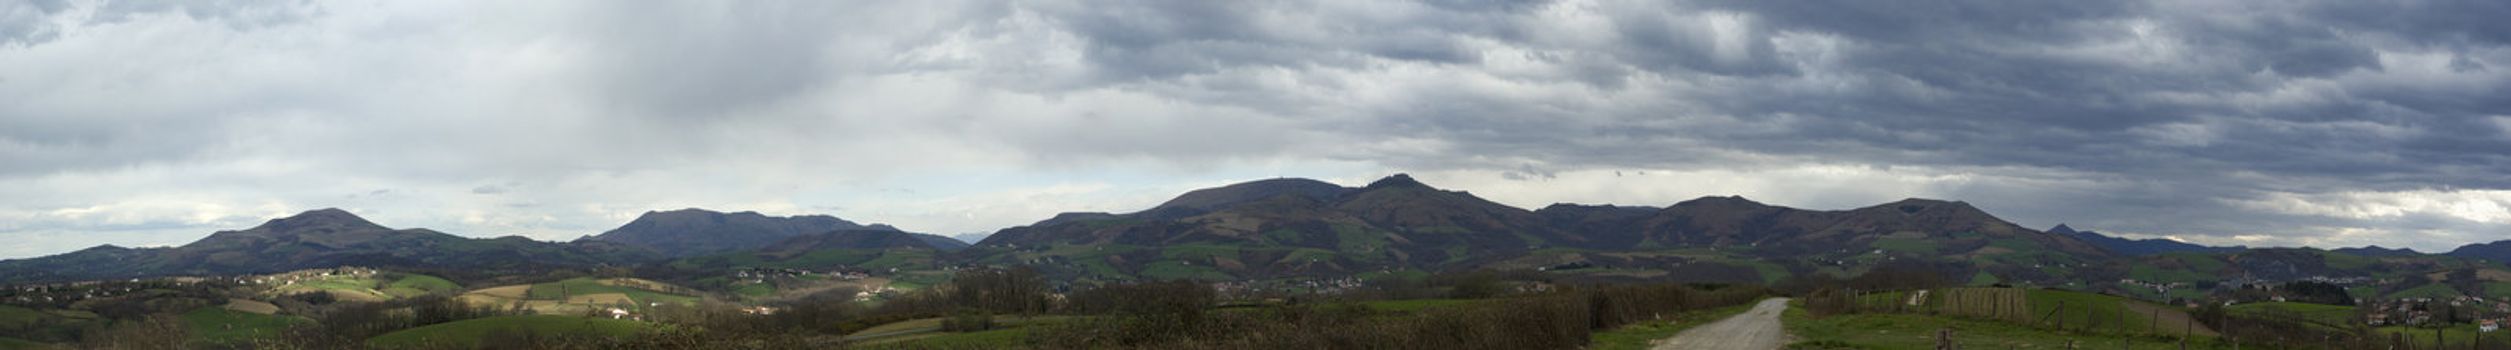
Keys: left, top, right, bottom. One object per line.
{"left": 181, "top": 307, "right": 306, "bottom": 345}
{"left": 733, "top": 283, "right": 774, "bottom": 298}
{"left": 1846, "top": 287, "right": 2214, "bottom": 337}
{"left": 364, "top": 315, "right": 649, "bottom": 349}
{"left": 1587, "top": 300, "right": 1759, "bottom": 350}
{"left": 2021, "top": 289, "right": 2213, "bottom": 336}
{"left": 222, "top": 299, "right": 281, "bottom": 315}
{"left": 264, "top": 272, "right": 460, "bottom": 302}
{"left": 2225, "top": 302, "right": 2356, "bottom": 332}
{"left": 2386, "top": 283, "right": 2466, "bottom": 299}
{"left": 0, "top": 336, "right": 49, "bottom": 350}
{"left": 382, "top": 274, "right": 460, "bottom": 297}
{"left": 0, "top": 305, "right": 41, "bottom": 329}
{"left": 1785, "top": 303, "right": 2239, "bottom": 349}
{"left": 0, "top": 307, "right": 97, "bottom": 346}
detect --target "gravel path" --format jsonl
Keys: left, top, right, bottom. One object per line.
{"left": 1651, "top": 298, "right": 1792, "bottom": 350}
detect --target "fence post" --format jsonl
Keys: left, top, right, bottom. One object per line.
{"left": 2047, "top": 300, "right": 2067, "bottom": 328}
{"left": 2086, "top": 304, "right": 2098, "bottom": 333}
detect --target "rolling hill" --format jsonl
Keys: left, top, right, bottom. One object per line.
{"left": 586, "top": 208, "right": 961, "bottom": 257}
{"left": 2444, "top": 240, "right": 2511, "bottom": 264}
{"left": 0, "top": 209, "right": 653, "bottom": 284}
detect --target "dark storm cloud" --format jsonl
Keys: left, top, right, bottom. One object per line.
{"left": 1000, "top": 0, "right": 2510, "bottom": 246}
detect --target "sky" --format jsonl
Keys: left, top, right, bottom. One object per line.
{"left": 2, "top": 0, "right": 2508, "bottom": 259}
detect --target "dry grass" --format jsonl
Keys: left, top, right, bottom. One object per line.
{"left": 566, "top": 293, "right": 635, "bottom": 306}
{"left": 223, "top": 298, "right": 281, "bottom": 315}
{"left": 594, "top": 278, "right": 675, "bottom": 291}
{"left": 463, "top": 282, "right": 683, "bottom": 315}
{"left": 468, "top": 285, "right": 533, "bottom": 299}
{"left": 2121, "top": 301, "right": 2220, "bottom": 337}
{"left": 325, "top": 289, "right": 389, "bottom": 303}
{"left": 744, "top": 276, "right": 892, "bottom": 302}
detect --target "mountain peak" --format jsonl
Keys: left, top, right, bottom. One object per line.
{"left": 1364, "top": 173, "right": 1432, "bottom": 190}
{"left": 256, "top": 208, "right": 386, "bottom": 232}
{"left": 1868, "top": 198, "right": 1984, "bottom": 216}
{"left": 646, "top": 207, "right": 723, "bottom": 216}
{"left": 1886, "top": 197, "right": 1961, "bottom": 205}
{"left": 2048, "top": 223, "right": 2078, "bottom": 235}
{"left": 74, "top": 244, "right": 131, "bottom": 253}
{"left": 1151, "top": 177, "right": 1349, "bottom": 213}
{"left": 1669, "top": 195, "right": 1771, "bottom": 209}
{"left": 593, "top": 208, "right": 876, "bottom": 257}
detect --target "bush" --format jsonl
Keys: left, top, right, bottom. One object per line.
{"left": 944, "top": 267, "right": 1053, "bottom": 316}
{"left": 941, "top": 309, "right": 995, "bottom": 332}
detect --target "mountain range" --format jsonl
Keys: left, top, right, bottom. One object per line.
{"left": 10, "top": 173, "right": 2511, "bottom": 289}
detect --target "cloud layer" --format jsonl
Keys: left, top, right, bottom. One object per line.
{"left": 3, "top": 0, "right": 2507, "bottom": 258}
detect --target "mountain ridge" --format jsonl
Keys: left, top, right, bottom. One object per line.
{"left": 590, "top": 208, "right": 946, "bottom": 256}
{"left": 0, "top": 208, "right": 652, "bottom": 284}
{"left": 2047, "top": 224, "right": 2244, "bottom": 256}
{"left": 966, "top": 174, "right": 2111, "bottom": 283}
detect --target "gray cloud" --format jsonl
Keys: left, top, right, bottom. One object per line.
{"left": 1, "top": 0, "right": 2508, "bottom": 257}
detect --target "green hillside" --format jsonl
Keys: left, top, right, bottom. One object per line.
{"left": 0, "top": 306, "right": 40, "bottom": 330}
{"left": 2225, "top": 302, "right": 2356, "bottom": 333}
{"left": 2386, "top": 284, "right": 2465, "bottom": 299}
{"left": 181, "top": 307, "right": 306, "bottom": 345}
{"left": 264, "top": 271, "right": 461, "bottom": 302}
{"left": 383, "top": 274, "right": 461, "bottom": 297}
{"left": 0, "top": 337, "right": 48, "bottom": 350}
{"left": 365, "top": 315, "right": 649, "bottom": 348}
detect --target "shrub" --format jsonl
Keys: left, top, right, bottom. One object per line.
{"left": 941, "top": 309, "right": 995, "bottom": 332}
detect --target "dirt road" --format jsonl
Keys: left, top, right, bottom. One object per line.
{"left": 1651, "top": 298, "right": 1792, "bottom": 350}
